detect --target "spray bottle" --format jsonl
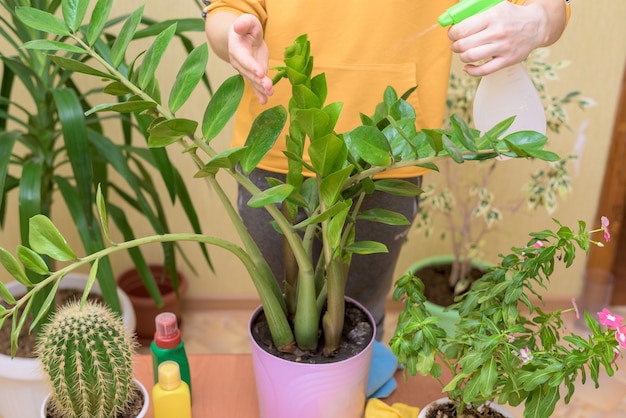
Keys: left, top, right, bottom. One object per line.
{"left": 151, "top": 312, "right": 192, "bottom": 400}
{"left": 438, "top": 0, "right": 546, "bottom": 135}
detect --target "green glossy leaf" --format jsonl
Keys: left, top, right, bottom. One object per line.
{"left": 308, "top": 134, "right": 347, "bottom": 177}
{"left": 111, "top": 6, "right": 144, "bottom": 68}
{"left": 240, "top": 106, "right": 288, "bottom": 175}
{"left": 16, "top": 7, "right": 70, "bottom": 36}
{"left": 28, "top": 215, "right": 77, "bottom": 262}
{"left": 450, "top": 113, "right": 478, "bottom": 151}
{"left": 373, "top": 179, "right": 423, "bottom": 197}
{"left": 87, "top": 0, "right": 114, "bottom": 45}
{"left": 442, "top": 135, "right": 464, "bottom": 163}
{"left": 327, "top": 205, "right": 351, "bottom": 250}
{"left": 292, "top": 201, "right": 350, "bottom": 230}
{"left": 0, "top": 280, "right": 16, "bottom": 304}
{"left": 344, "top": 241, "right": 388, "bottom": 255}
{"left": 356, "top": 209, "right": 410, "bottom": 225}
{"left": 150, "top": 118, "right": 198, "bottom": 137}
{"left": 29, "top": 277, "right": 62, "bottom": 333}
{"left": 22, "top": 40, "right": 86, "bottom": 53}
{"left": 202, "top": 75, "right": 245, "bottom": 142}
{"left": 294, "top": 108, "right": 330, "bottom": 139}
{"left": 96, "top": 185, "right": 114, "bottom": 244}
{"left": 319, "top": 166, "right": 352, "bottom": 207}
{"left": 80, "top": 259, "right": 100, "bottom": 306}
{"left": 85, "top": 100, "right": 157, "bottom": 116}
{"left": 247, "top": 184, "right": 294, "bottom": 208}
{"left": 196, "top": 148, "right": 247, "bottom": 177}
{"left": 103, "top": 81, "right": 133, "bottom": 96}
{"left": 138, "top": 24, "right": 177, "bottom": 89}
{"left": 348, "top": 126, "right": 392, "bottom": 166}
{"left": 62, "top": 0, "right": 90, "bottom": 31}
{"left": 479, "top": 357, "right": 497, "bottom": 396}
{"left": 49, "top": 56, "right": 114, "bottom": 79}
{"left": 16, "top": 246, "right": 49, "bottom": 275}
{"left": 0, "top": 248, "right": 32, "bottom": 286}
{"left": 169, "top": 44, "right": 208, "bottom": 113}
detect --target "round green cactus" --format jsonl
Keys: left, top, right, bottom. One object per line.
{"left": 36, "top": 300, "right": 139, "bottom": 418}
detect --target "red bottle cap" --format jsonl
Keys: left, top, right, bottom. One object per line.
{"left": 154, "top": 312, "right": 181, "bottom": 349}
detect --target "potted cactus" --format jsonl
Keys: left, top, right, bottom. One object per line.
{"left": 37, "top": 300, "right": 148, "bottom": 418}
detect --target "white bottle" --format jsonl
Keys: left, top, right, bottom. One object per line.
{"left": 473, "top": 63, "right": 546, "bottom": 136}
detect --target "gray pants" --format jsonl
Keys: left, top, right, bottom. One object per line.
{"left": 238, "top": 168, "right": 421, "bottom": 340}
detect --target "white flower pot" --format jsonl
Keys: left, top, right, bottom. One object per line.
{"left": 40, "top": 378, "right": 149, "bottom": 418}
{"left": 0, "top": 274, "right": 136, "bottom": 418}
{"left": 418, "top": 397, "right": 514, "bottom": 418}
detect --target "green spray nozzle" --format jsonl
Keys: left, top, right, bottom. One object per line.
{"left": 438, "top": 0, "right": 502, "bottom": 27}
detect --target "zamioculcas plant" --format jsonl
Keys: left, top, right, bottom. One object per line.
{"left": 37, "top": 300, "right": 141, "bottom": 418}
{"left": 1, "top": 0, "right": 557, "bottom": 359}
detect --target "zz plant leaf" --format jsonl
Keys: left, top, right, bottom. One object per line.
{"left": 28, "top": 215, "right": 77, "bottom": 262}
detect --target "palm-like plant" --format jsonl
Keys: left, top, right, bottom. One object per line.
{"left": 0, "top": 0, "right": 211, "bottom": 314}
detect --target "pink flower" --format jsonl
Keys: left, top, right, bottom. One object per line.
{"left": 615, "top": 327, "right": 626, "bottom": 349}
{"left": 601, "top": 216, "right": 611, "bottom": 243}
{"left": 533, "top": 241, "right": 546, "bottom": 249}
{"left": 598, "top": 308, "right": 623, "bottom": 330}
{"left": 518, "top": 347, "right": 534, "bottom": 364}
{"left": 571, "top": 298, "right": 580, "bottom": 320}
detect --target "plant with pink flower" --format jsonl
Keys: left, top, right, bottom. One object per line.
{"left": 391, "top": 217, "right": 618, "bottom": 418}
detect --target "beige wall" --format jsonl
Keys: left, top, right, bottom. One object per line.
{"left": 2, "top": 1, "right": 626, "bottom": 303}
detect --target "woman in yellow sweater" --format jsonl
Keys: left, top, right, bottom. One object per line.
{"left": 204, "top": 0, "right": 570, "bottom": 339}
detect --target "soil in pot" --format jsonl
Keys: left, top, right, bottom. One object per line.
{"left": 43, "top": 380, "right": 146, "bottom": 418}
{"left": 250, "top": 299, "right": 374, "bottom": 363}
{"left": 417, "top": 263, "right": 486, "bottom": 307}
{"left": 423, "top": 401, "right": 509, "bottom": 418}
{"left": 0, "top": 289, "right": 104, "bottom": 358}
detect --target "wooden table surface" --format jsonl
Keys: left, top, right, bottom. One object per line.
{"left": 133, "top": 354, "right": 450, "bottom": 417}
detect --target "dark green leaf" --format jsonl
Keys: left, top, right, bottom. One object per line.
{"left": 373, "top": 179, "right": 423, "bottom": 197}
{"left": 247, "top": 184, "right": 294, "bottom": 208}
{"left": 29, "top": 277, "right": 62, "bottom": 333}
{"left": 308, "top": 134, "right": 348, "bottom": 177}
{"left": 240, "top": 106, "right": 288, "bottom": 174}
{"left": 85, "top": 100, "right": 157, "bottom": 116}
{"left": 169, "top": 44, "right": 208, "bottom": 113}
{"left": 348, "top": 126, "right": 392, "bottom": 166}
{"left": 0, "top": 132, "right": 19, "bottom": 211}
{"left": 202, "top": 75, "right": 245, "bottom": 142}
{"left": 357, "top": 209, "right": 410, "bottom": 225}
{"left": 28, "top": 215, "right": 77, "bottom": 262}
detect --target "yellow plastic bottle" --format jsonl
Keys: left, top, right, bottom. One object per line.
{"left": 152, "top": 361, "right": 192, "bottom": 418}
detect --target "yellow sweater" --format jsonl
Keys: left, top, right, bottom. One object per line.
{"left": 206, "top": 0, "right": 529, "bottom": 178}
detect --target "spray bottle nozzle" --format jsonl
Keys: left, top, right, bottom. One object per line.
{"left": 438, "top": 0, "right": 502, "bottom": 27}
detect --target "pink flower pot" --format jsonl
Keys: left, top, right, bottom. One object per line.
{"left": 248, "top": 298, "right": 375, "bottom": 418}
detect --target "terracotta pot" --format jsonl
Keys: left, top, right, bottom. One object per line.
{"left": 418, "top": 397, "right": 514, "bottom": 418}
{"left": 40, "top": 378, "right": 149, "bottom": 418}
{"left": 407, "top": 255, "right": 491, "bottom": 337}
{"left": 116, "top": 265, "right": 188, "bottom": 343}
{"left": 248, "top": 298, "right": 375, "bottom": 418}
{"left": 0, "top": 274, "right": 135, "bottom": 418}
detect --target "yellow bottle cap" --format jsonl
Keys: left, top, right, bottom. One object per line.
{"left": 158, "top": 361, "right": 182, "bottom": 391}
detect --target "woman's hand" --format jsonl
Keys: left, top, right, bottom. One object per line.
{"left": 447, "top": 1, "right": 564, "bottom": 76}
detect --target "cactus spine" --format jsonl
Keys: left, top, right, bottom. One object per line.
{"left": 36, "top": 300, "right": 139, "bottom": 418}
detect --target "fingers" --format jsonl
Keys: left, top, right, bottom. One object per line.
{"left": 228, "top": 14, "right": 274, "bottom": 104}
{"left": 447, "top": 2, "right": 542, "bottom": 76}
